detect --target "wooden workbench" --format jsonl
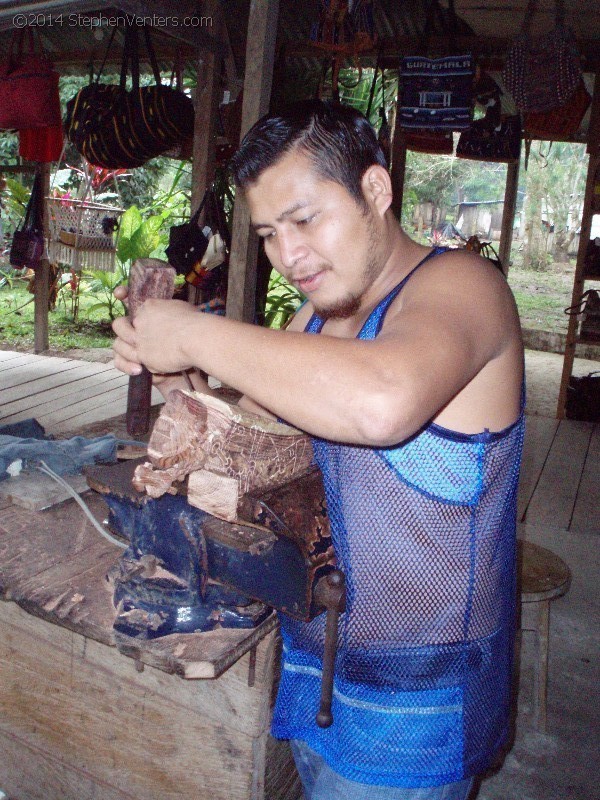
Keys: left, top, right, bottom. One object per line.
{"left": 0, "top": 488, "right": 302, "bottom": 800}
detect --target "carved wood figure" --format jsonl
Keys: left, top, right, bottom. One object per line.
{"left": 133, "top": 390, "right": 315, "bottom": 521}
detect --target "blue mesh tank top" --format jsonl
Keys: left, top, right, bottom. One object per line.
{"left": 271, "top": 247, "right": 525, "bottom": 787}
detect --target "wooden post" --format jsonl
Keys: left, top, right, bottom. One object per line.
{"left": 499, "top": 159, "right": 520, "bottom": 276}
{"left": 34, "top": 163, "right": 51, "bottom": 354}
{"left": 226, "top": 0, "right": 279, "bottom": 323}
{"left": 556, "top": 72, "right": 600, "bottom": 418}
{"left": 190, "top": 0, "right": 223, "bottom": 213}
{"left": 390, "top": 94, "right": 407, "bottom": 221}
{"left": 556, "top": 149, "right": 599, "bottom": 417}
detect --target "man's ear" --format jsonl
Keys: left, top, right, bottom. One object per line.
{"left": 361, "top": 165, "right": 393, "bottom": 217}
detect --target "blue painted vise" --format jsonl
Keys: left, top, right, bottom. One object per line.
{"left": 86, "top": 458, "right": 345, "bottom": 727}
{"left": 86, "top": 459, "right": 336, "bottom": 639}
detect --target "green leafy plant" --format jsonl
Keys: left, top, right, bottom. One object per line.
{"left": 264, "top": 271, "right": 304, "bottom": 329}
{"left": 82, "top": 261, "right": 130, "bottom": 321}
{"left": 116, "top": 205, "right": 168, "bottom": 268}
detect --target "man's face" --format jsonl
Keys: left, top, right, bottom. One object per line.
{"left": 246, "top": 149, "right": 385, "bottom": 319}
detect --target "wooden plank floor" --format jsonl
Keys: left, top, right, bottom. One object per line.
{"left": 0, "top": 351, "right": 161, "bottom": 435}
{"left": 1, "top": 350, "right": 598, "bottom": 535}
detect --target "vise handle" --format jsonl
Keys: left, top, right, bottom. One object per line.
{"left": 314, "top": 569, "right": 346, "bottom": 728}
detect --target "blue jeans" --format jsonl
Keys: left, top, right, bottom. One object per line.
{"left": 290, "top": 740, "right": 475, "bottom": 800}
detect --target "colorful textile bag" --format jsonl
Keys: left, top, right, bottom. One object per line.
{"left": 456, "top": 109, "right": 521, "bottom": 163}
{"left": 399, "top": 53, "right": 474, "bottom": 131}
{"left": 9, "top": 171, "right": 45, "bottom": 270}
{"left": 19, "top": 124, "right": 64, "bottom": 162}
{"left": 405, "top": 130, "right": 454, "bottom": 154}
{"left": 502, "top": 0, "right": 581, "bottom": 113}
{"left": 0, "top": 30, "right": 61, "bottom": 130}
{"left": 65, "top": 26, "right": 194, "bottom": 169}
{"left": 166, "top": 186, "right": 230, "bottom": 286}
{"left": 524, "top": 80, "right": 591, "bottom": 139}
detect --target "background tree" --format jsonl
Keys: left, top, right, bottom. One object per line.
{"left": 521, "top": 141, "right": 587, "bottom": 270}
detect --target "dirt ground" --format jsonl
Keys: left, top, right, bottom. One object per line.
{"left": 524, "top": 349, "right": 598, "bottom": 417}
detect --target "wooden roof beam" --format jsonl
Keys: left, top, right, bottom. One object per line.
{"left": 286, "top": 36, "right": 600, "bottom": 72}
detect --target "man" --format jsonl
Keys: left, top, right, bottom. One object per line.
{"left": 113, "top": 100, "right": 524, "bottom": 800}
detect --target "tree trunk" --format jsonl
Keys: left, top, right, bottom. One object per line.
{"left": 522, "top": 152, "right": 548, "bottom": 271}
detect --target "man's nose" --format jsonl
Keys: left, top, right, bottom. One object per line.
{"left": 277, "top": 230, "right": 308, "bottom": 269}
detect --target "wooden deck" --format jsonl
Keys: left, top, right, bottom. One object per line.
{"left": 0, "top": 350, "right": 161, "bottom": 435}
{"left": 1, "top": 350, "right": 598, "bottom": 535}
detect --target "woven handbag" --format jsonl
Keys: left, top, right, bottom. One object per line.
{"left": 0, "top": 29, "right": 61, "bottom": 130}
{"left": 9, "top": 171, "right": 45, "bottom": 270}
{"left": 502, "top": 0, "right": 581, "bottom": 113}
{"left": 564, "top": 289, "right": 600, "bottom": 343}
{"left": 65, "top": 26, "right": 194, "bottom": 169}
{"left": 524, "top": 80, "right": 591, "bottom": 139}
{"left": 457, "top": 108, "right": 521, "bottom": 163}
{"left": 19, "top": 124, "right": 64, "bottom": 163}
{"left": 400, "top": 54, "right": 474, "bottom": 131}
{"left": 405, "top": 130, "right": 454, "bottom": 155}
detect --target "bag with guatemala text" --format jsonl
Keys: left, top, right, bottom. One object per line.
{"left": 65, "top": 26, "right": 194, "bottom": 169}
{"left": 399, "top": 54, "right": 474, "bottom": 131}
{"left": 0, "top": 29, "right": 61, "bottom": 130}
{"left": 9, "top": 171, "right": 45, "bottom": 270}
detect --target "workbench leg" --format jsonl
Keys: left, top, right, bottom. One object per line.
{"left": 533, "top": 600, "right": 550, "bottom": 733}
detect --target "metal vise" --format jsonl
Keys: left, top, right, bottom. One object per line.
{"left": 86, "top": 459, "right": 345, "bottom": 727}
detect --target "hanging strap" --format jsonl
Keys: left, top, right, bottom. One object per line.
{"left": 418, "top": 0, "right": 438, "bottom": 55}
{"left": 93, "top": 25, "right": 117, "bottom": 84}
{"left": 190, "top": 186, "right": 213, "bottom": 227}
{"left": 521, "top": 0, "right": 537, "bottom": 36}
{"left": 20, "top": 169, "right": 44, "bottom": 233}
{"left": 448, "top": 0, "right": 459, "bottom": 52}
{"left": 142, "top": 27, "right": 163, "bottom": 85}
{"left": 365, "top": 47, "right": 382, "bottom": 119}
{"left": 119, "top": 25, "right": 162, "bottom": 94}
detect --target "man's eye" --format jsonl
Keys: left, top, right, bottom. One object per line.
{"left": 296, "top": 215, "right": 315, "bottom": 226}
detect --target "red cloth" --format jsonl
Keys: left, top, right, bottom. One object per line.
{"left": 19, "top": 125, "right": 64, "bottom": 163}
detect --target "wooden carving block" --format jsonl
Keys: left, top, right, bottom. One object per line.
{"left": 133, "top": 390, "right": 315, "bottom": 520}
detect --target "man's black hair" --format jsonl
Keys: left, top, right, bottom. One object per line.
{"left": 228, "top": 100, "right": 388, "bottom": 208}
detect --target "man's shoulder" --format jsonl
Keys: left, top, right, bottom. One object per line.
{"left": 400, "top": 246, "right": 513, "bottom": 306}
{"left": 284, "top": 301, "right": 314, "bottom": 332}
{"left": 382, "top": 245, "right": 522, "bottom": 356}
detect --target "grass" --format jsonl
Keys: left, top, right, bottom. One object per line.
{"left": 1, "top": 256, "right": 596, "bottom": 354}
{"left": 0, "top": 273, "right": 119, "bottom": 352}
{"left": 506, "top": 257, "right": 577, "bottom": 336}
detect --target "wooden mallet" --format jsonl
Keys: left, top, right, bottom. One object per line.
{"left": 126, "top": 258, "right": 176, "bottom": 436}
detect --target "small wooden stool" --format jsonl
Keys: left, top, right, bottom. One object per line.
{"left": 517, "top": 539, "right": 571, "bottom": 732}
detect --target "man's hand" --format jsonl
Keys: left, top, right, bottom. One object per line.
{"left": 112, "top": 285, "right": 202, "bottom": 397}
{"left": 113, "top": 298, "right": 198, "bottom": 374}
